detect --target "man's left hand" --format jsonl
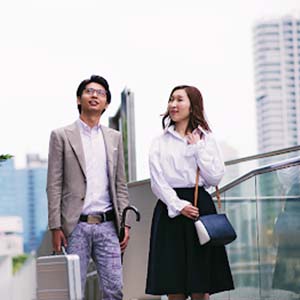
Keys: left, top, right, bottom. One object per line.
{"left": 120, "top": 226, "right": 130, "bottom": 253}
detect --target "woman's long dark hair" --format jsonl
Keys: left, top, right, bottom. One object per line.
{"left": 162, "top": 85, "right": 211, "bottom": 133}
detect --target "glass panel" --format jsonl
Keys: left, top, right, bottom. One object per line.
{"left": 212, "top": 177, "right": 260, "bottom": 300}
{"left": 221, "top": 160, "right": 258, "bottom": 186}
{"left": 256, "top": 165, "right": 300, "bottom": 300}
{"left": 213, "top": 163, "right": 300, "bottom": 299}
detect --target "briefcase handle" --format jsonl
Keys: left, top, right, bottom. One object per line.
{"left": 193, "top": 167, "right": 221, "bottom": 211}
{"left": 52, "top": 245, "right": 67, "bottom": 256}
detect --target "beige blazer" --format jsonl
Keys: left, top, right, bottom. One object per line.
{"left": 46, "top": 121, "right": 129, "bottom": 237}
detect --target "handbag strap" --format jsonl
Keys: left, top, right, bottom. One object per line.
{"left": 193, "top": 167, "right": 200, "bottom": 207}
{"left": 193, "top": 167, "right": 221, "bottom": 210}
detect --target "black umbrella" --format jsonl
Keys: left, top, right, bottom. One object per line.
{"left": 119, "top": 205, "right": 141, "bottom": 242}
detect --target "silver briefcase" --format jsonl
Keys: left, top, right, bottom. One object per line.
{"left": 36, "top": 247, "right": 82, "bottom": 300}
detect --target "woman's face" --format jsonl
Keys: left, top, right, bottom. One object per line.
{"left": 168, "top": 89, "right": 191, "bottom": 124}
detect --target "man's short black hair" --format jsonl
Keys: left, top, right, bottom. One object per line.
{"left": 76, "top": 75, "right": 111, "bottom": 103}
{"left": 76, "top": 75, "right": 111, "bottom": 114}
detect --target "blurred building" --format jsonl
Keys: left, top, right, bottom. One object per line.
{"left": 109, "top": 87, "right": 137, "bottom": 182}
{"left": 0, "top": 154, "right": 47, "bottom": 253}
{"left": 0, "top": 216, "right": 23, "bottom": 299}
{"left": 253, "top": 15, "right": 300, "bottom": 201}
{"left": 0, "top": 159, "right": 18, "bottom": 215}
{"left": 253, "top": 15, "right": 300, "bottom": 153}
{"left": 253, "top": 16, "right": 300, "bottom": 272}
{"left": 0, "top": 216, "right": 23, "bottom": 256}
{"left": 23, "top": 154, "right": 47, "bottom": 252}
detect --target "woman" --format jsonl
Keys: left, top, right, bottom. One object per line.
{"left": 146, "top": 85, "right": 234, "bottom": 300}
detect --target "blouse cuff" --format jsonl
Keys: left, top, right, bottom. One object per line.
{"left": 185, "top": 140, "right": 206, "bottom": 157}
{"left": 167, "top": 198, "right": 191, "bottom": 218}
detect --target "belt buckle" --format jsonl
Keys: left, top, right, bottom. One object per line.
{"left": 87, "top": 215, "right": 101, "bottom": 224}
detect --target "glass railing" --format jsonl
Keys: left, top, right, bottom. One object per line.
{"left": 213, "top": 157, "right": 300, "bottom": 300}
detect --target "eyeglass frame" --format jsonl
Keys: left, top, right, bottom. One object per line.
{"left": 84, "top": 87, "right": 107, "bottom": 98}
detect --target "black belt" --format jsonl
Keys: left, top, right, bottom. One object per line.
{"left": 79, "top": 210, "right": 115, "bottom": 224}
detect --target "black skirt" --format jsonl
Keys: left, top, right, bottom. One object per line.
{"left": 145, "top": 187, "right": 234, "bottom": 296}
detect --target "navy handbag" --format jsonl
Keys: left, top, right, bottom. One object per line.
{"left": 194, "top": 168, "right": 237, "bottom": 246}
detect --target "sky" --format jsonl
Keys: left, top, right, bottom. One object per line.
{"left": 0, "top": 0, "right": 299, "bottom": 180}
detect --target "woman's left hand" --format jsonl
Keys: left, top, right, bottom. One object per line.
{"left": 187, "top": 130, "right": 201, "bottom": 144}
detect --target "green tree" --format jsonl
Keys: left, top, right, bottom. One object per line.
{"left": 0, "top": 154, "right": 13, "bottom": 163}
{"left": 12, "top": 254, "right": 29, "bottom": 274}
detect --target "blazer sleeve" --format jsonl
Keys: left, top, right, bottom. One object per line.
{"left": 46, "top": 130, "right": 64, "bottom": 230}
{"left": 115, "top": 133, "right": 130, "bottom": 221}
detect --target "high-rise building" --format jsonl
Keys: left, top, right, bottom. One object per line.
{"left": 0, "top": 154, "right": 47, "bottom": 253}
{"left": 0, "top": 159, "right": 18, "bottom": 216}
{"left": 253, "top": 18, "right": 300, "bottom": 279}
{"left": 109, "top": 87, "right": 136, "bottom": 182}
{"left": 24, "top": 154, "right": 48, "bottom": 252}
{"left": 253, "top": 15, "right": 300, "bottom": 153}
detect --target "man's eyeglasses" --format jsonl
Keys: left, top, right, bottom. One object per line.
{"left": 85, "top": 87, "right": 107, "bottom": 97}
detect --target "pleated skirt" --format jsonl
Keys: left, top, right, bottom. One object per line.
{"left": 145, "top": 187, "right": 234, "bottom": 296}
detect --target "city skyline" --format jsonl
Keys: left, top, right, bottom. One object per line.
{"left": 0, "top": 0, "right": 299, "bottom": 180}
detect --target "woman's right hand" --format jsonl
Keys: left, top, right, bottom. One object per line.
{"left": 181, "top": 204, "right": 199, "bottom": 220}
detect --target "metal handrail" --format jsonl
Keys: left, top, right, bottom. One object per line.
{"left": 225, "top": 145, "right": 300, "bottom": 166}
{"left": 212, "top": 155, "right": 300, "bottom": 197}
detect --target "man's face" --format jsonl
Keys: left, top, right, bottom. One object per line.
{"left": 77, "top": 82, "right": 109, "bottom": 115}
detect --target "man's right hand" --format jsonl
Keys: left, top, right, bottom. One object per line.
{"left": 51, "top": 228, "right": 67, "bottom": 253}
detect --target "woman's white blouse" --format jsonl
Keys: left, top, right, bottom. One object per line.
{"left": 149, "top": 125, "right": 225, "bottom": 218}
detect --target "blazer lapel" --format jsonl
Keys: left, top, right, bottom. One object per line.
{"left": 65, "top": 122, "right": 87, "bottom": 178}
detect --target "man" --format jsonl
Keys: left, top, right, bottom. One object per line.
{"left": 47, "top": 75, "right": 130, "bottom": 299}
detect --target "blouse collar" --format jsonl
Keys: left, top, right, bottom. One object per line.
{"left": 165, "top": 124, "right": 209, "bottom": 138}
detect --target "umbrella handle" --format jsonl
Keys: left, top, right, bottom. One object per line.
{"left": 120, "top": 205, "right": 141, "bottom": 227}
{"left": 119, "top": 205, "right": 141, "bottom": 241}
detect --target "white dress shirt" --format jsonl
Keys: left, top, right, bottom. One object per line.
{"left": 149, "top": 125, "right": 225, "bottom": 218}
{"left": 77, "top": 119, "right": 112, "bottom": 214}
